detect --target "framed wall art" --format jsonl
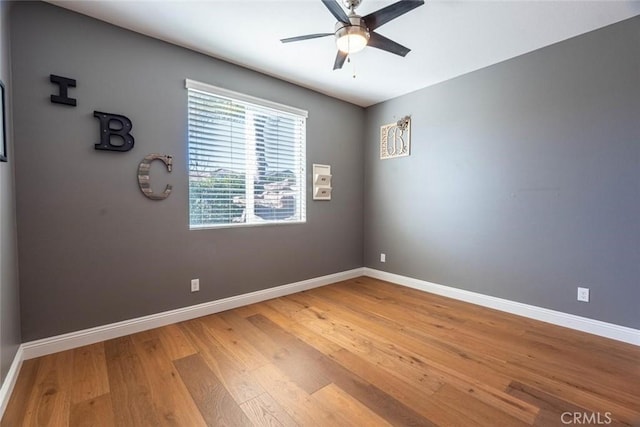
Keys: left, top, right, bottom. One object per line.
{"left": 380, "top": 115, "right": 411, "bottom": 160}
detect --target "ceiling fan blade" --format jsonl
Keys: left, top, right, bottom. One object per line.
{"left": 281, "top": 33, "right": 334, "bottom": 43}
{"left": 363, "top": 0, "right": 425, "bottom": 30}
{"left": 321, "top": 0, "right": 350, "bottom": 24}
{"left": 333, "top": 50, "right": 348, "bottom": 70}
{"left": 367, "top": 31, "right": 411, "bottom": 57}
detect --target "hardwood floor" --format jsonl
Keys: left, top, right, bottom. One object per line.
{"left": 3, "top": 277, "right": 639, "bottom": 426}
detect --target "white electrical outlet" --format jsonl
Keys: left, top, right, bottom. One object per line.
{"left": 380, "top": 253, "right": 386, "bottom": 263}
{"left": 191, "top": 278, "right": 200, "bottom": 293}
{"left": 577, "top": 287, "right": 589, "bottom": 302}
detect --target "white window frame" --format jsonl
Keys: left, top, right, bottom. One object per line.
{"left": 186, "top": 79, "right": 307, "bottom": 230}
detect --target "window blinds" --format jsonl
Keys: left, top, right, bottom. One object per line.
{"left": 186, "top": 80, "right": 307, "bottom": 229}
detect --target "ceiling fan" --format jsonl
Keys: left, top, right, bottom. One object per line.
{"left": 281, "top": 0, "right": 425, "bottom": 70}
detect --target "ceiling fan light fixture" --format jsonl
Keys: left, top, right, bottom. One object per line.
{"left": 335, "top": 25, "right": 369, "bottom": 54}
{"left": 280, "top": 0, "right": 425, "bottom": 70}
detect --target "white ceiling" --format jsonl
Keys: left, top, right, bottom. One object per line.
{"left": 47, "top": 0, "right": 640, "bottom": 107}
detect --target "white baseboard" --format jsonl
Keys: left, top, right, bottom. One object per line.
{"left": 21, "top": 268, "right": 365, "bottom": 360}
{"left": 0, "top": 345, "right": 24, "bottom": 420}
{"left": 363, "top": 268, "right": 640, "bottom": 346}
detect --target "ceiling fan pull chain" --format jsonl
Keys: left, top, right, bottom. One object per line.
{"left": 350, "top": 56, "right": 357, "bottom": 79}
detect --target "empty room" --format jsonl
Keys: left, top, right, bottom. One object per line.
{"left": 0, "top": 0, "right": 639, "bottom": 425}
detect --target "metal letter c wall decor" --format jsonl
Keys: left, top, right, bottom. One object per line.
{"left": 137, "top": 154, "right": 173, "bottom": 200}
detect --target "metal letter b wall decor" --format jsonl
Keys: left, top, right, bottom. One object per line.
{"left": 94, "top": 111, "right": 135, "bottom": 152}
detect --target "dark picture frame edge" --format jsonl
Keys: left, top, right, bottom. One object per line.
{"left": 0, "top": 80, "right": 6, "bottom": 162}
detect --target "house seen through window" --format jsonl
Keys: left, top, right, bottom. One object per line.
{"left": 186, "top": 79, "right": 307, "bottom": 229}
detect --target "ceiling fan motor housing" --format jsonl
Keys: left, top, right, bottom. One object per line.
{"left": 334, "top": 16, "right": 370, "bottom": 41}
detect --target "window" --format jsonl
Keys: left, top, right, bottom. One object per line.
{"left": 186, "top": 79, "right": 307, "bottom": 229}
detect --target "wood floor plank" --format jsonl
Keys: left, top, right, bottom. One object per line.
{"left": 500, "top": 362, "right": 640, "bottom": 425}
{"left": 248, "top": 312, "right": 438, "bottom": 426}
{"left": 215, "top": 310, "right": 284, "bottom": 360}
{"left": 245, "top": 313, "right": 332, "bottom": 394}
{"left": 219, "top": 304, "right": 298, "bottom": 360}
{"left": 293, "top": 291, "right": 540, "bottom": 425}
{"left": 507, "top": 381, "right": 632, "bottom": 427}
{"left": 128, "top": 329, "right": 158, "bottom": 345}
{"left": 288, "top": 288, "right": 514, "bottom": 389}
{"left": 179, "top": 319, "right": 265, "bottom": 404}
{"left": 173, "top": 353, "right": 254, "bottom": 426}
{"left": 132, "top": 337, "right": 208, "bottom": 426}
{"left": 285, "top": 293, "right": 505, "bottom": 396}
{"left": 343, "top": 278, "right": 538, "bottom": 339}
{"left": 250, "top": 363, "right": 338, "bottom": 426}
{"left": 70, "top": 343, "right": 109, "bottom": 404}
{"left": 239, "top": 392, "right": 298, "bottom": 427}
{"left": 434, "top": 383, "right": 530, "bottom": 427}
{"left": 522, "top": 329, "right": 640, "bottom": 382}
{"left": 104, "top": 336, "right": 162, "bottom": 426}
{"left": 239, "top": 299, "right": 343, "bottom": 355}
{"left": 315, "top": 281, "right": 535, "bottom": 362}
{"left": 328, "top": 346, "right": 437, "bottom": 399}
{"left": 326, "top": 347, "right": 481, "bottom": 426}
{"left": 155, "top": 323, "right": 198, "bottom": 361}
{"left": 269, "top": 294, "right": 449, "bottom": 392}
{"left": 199, "top": 313, "right": 271, "bottom": 371}
{"left": 233, "top": 302, "right": 265, "bottom": 318}
{"left": 0, "top": 359, "right": 41, "bottom": 426}
{"left": 506, "top": 348, "right": 639, "bottom": 408}
{"left": 69, "top": 393, "right": 115, "bottom": 427}
{"left": 20, "top": 351, "right": 73, "bottom": 426}
{"left": 507, "top": 380, "right": 588, "bottom": 426}
{"left": 313, "top": 383, "right": 394, "bottom": 427}
{"left": 268, "top": 297, "right": 447, "bottom": 392}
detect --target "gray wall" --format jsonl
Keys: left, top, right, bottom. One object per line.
{"left": 0, "top": 0, "right": 21, "bottom": 382}
{"left": 12, "top": 2, "right": 364, "bottom": 341}
{"left": 364, "top": 16, "right": 640, "bottom": 329}
{"left": 9, "top": 2, "right": 639, "bottom": 343}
